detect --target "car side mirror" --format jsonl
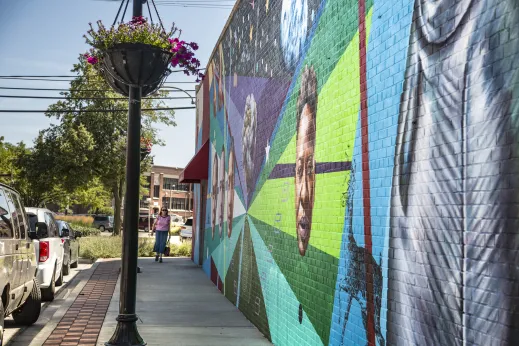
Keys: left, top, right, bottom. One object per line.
{"left": 62, "top": 228, "right": 70, "bottom": 237}
{"left": 75, "top": 231, "right": 82, "bottom": 238}
{"left": 36, "top": 222, "right": 48, "bottom": 239}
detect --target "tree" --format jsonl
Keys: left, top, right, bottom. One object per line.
{"left": 43, "top": 56, "right": 175, "bottom": 234}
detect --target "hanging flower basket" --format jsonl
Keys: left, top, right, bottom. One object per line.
{"left": 101, "top": 67, "right": 165, "bottom": 97}
{"left": 83, "top": 14, "right": 204, "bottom": 96}
{"left": 102, "top": 43, "right": 172, "bottom": 87}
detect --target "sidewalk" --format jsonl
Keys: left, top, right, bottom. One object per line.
{"left": 98, "top": 258, "right": 271, "bottom": 346}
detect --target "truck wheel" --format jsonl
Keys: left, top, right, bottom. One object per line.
{"left": 56, "top": 265, "right": 64, "bottom": 287}
{"left": 12, "top": 279, "right": 42, "bottom": 325}
{"left": 99, "top": 225, "right": 105, "bottom": 232}
{"left": 63, "top": 258, "right": 70, "bottom": 276}
{"left": 41, "top": 266, "right": 56, "bottom": 301}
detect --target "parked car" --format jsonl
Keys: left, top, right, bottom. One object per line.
{"left": 0, "top": 184, "right": 42, "bottom": 344}
{"left": 56, "top": 220, "right": 81, "bottom": 275}
{"left": 138, "top": 214, "right": 156, "bottom": 232}
{"left": 25, "top": 207, "right": 65, "bottom": 301}
{"left": 93, "top": 215, "right": 114, "bottom": 232}
{"left": 180, "top": 217, "right": 193, "bottom": 242}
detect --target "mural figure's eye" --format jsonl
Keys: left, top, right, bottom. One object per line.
{"left": 297, "top": 163, "right": 303, "bottom": 178}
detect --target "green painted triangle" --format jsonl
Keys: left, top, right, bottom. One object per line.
{"left": 249, "top": 6, "right": 374, "bottom": 207}
{"left": 211, "top": 214, "right": 246, "bottom": 282}
{"left": 275, "top": 133, "right": 296, "bottom": 165}
{"left": 225, "top": 231, "right": 243, "bottom": 307}
{"left": 249, "top": 172, "right": 350, "bottom": 259}
{"left": 238, "top": 218, "right": 272, "bottom": 340}
{"left": 249, "top": 215, "right": 338, "bottom": 345}
{"left": 247, "top": 218, "right": 323, "bottom": 345}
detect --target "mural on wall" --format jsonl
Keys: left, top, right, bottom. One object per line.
{"left": 192, "top": 0, "right": 519, "bottom": 344}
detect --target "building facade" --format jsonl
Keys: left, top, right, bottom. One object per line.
{"left": 140, "top": 165, "right": 193, "bottom": 219}
{"left": 185, "top": 0, "right": 519, "bottom": 346}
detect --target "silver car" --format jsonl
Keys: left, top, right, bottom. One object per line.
{"left": 93, "top": 215, "right": 114, "bottom": 232}
{"left": 56, "top": 220, "right": 81, "bottom": 275}
{"left": 0, "top": 184, "right": 42, "bottom": 344}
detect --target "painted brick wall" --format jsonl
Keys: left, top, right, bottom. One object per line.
{"left": 193, "top": 0, "right": 519, "bottom": 345}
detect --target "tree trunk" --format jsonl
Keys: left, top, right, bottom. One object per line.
{"left": 112, "top": 177, "right": 125, "bottom": 236}
{"left": 113, "top": 184, "right": 122, "bottom": 236}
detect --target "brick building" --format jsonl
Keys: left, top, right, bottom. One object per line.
{"left": 140, "top": 165, "right": 193, "bottom": 219}
{"left": 183, "top": 0, "right": 519, "bottom": 345}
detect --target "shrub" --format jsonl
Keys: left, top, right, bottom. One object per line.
{"left": 55, "top": 215, "right": 94, "bottom": 227}
{"left": 73, "top": 225, "right": 101, "bottom": 237}
{"left": 170, "top": 226, "right": 181, "bottom": 236}
{"left": 79, "top": 236, "right": 191, "bottom": 261}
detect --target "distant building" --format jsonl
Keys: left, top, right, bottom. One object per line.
{"left": 139, "top": 165, "right": 194, "bottom": 219}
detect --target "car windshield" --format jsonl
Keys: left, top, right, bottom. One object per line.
{"left": 27, "top": 213, "right": 37, "bottom": 233}
{"left": 184, "top": 218, "right": 193, "bottom": 226}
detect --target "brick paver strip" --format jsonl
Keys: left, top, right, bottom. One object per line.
{"left": 43, "top": 261, "right": 120, "bottom": 346}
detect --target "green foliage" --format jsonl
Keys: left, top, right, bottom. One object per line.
{"left": 79, "top": 236, "right": 191, "bottom": 261}
{"left": 85, "top": 19, "right": 177, "bottom": 52}
{"left": 42, "top": 58, "right": 175, "bottom": 234}
{"left": 56, "top": 215, "right": 94, "bottom": 227}
{"left": 71, "top": 225, "right": 101, "bottom": 237}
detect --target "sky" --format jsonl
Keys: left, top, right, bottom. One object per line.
{"left": 0, "top": 0, "right": 232, "bottom": 167}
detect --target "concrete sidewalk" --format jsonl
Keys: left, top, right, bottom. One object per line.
{"left": 98, "top": 258, "right": 271, "bottom": 346}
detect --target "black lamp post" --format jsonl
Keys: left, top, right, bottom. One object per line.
{"left": 105, "top": 1, "right": 147, "bottom": 345}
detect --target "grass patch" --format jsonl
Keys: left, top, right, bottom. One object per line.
{"left": 79, "top": 236, "right": 191, "bottom": 261}
{"left": 56, "top": 215, "right": 94, "bottom": 227}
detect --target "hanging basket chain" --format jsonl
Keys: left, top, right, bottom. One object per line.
{"left": 112, "top": 0, "right": 126, "bottom": 27}
{"left": 150, "top": 0, "right": 167, "bottom": 35}
{"left": 120, "top": 0, "right": 130, "bottom": 25}
{"left": 146, "top": 1, "right": 154, "bottom": 26}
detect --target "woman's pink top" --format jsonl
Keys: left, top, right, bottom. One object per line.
{"left": 155, "top": 215, "right": 170, "bottom": 231}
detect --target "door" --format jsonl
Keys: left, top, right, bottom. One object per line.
{"left": 2, "top": 188, "right": 24, "bottom": 309}
{"left": 197, "top": 182, "right": 206, "bottom": 265}
{"left": 9, "top": 192, "right": 31, "bottom": 285}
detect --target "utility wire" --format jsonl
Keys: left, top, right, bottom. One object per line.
{"left": 0, "top": 86, "right": 195, "bottom": 92}
{"left": 0, "top": 95, "right": 194, "bottom": 100}
{"left": 0, "top": 77, "right": 197, "bottom": 83}
{"left": 0, "top": 71, "right": 204, "bottom": 78}
{"left": 0, "top": 107, "right": 195, "bottom": 113}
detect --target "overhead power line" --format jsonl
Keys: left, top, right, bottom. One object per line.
{"left": 0, "top": 77, "right": 197, "bottom": 83}
{"left": 0, "top": 86, "right": 195, "bottom": 92}
{"left": 0, "top": 71, "right": 204, "bottom": 79}
{"left": 0, "top": 107, "right": 195, "bottom": 113}
{"left": 0, "top": 95, "right": 193, "bottom": 100}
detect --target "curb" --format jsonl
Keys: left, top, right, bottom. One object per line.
{"left": 5, "top": 262, "right": 99, "bottom": 346}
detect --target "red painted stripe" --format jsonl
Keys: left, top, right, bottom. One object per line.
{"left": 358, "top": 1, "right": 376, "bottom": 345}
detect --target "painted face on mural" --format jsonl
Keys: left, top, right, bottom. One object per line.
{"left": 211, "top": 151, "right": 219, "bottom": 239}
{"left": 242, "top": 94, "right": 257, "bottom": 196}
{"left": 295, "top": 66, "right": 317, "bottom": 256}
{"left": 227, "top": 140, "right": 235, "bottom": 238}
{"left": 219, "top": 145, "right": 226, "bottom": 237}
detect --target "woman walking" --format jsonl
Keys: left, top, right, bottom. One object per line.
{"left": 153, "top": 207, "right": 170, "bottom": 263}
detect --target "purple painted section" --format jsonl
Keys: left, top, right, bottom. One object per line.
{"left": 269, "top": 161, "right": 352, "bottom": 179}
{"left": 225, "top": 76, "right": 291, "bottom": 205}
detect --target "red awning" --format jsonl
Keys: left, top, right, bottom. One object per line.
{"left": 179, "top": 140, "right": 209, "bottom": 184}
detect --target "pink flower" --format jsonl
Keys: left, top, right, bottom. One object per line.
{"left": 86, "top": 56, "right": 98, "bottom": 65}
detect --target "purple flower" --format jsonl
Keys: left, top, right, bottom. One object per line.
{"left": 189, "top": 42, "right": 199, "bottom": 50}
